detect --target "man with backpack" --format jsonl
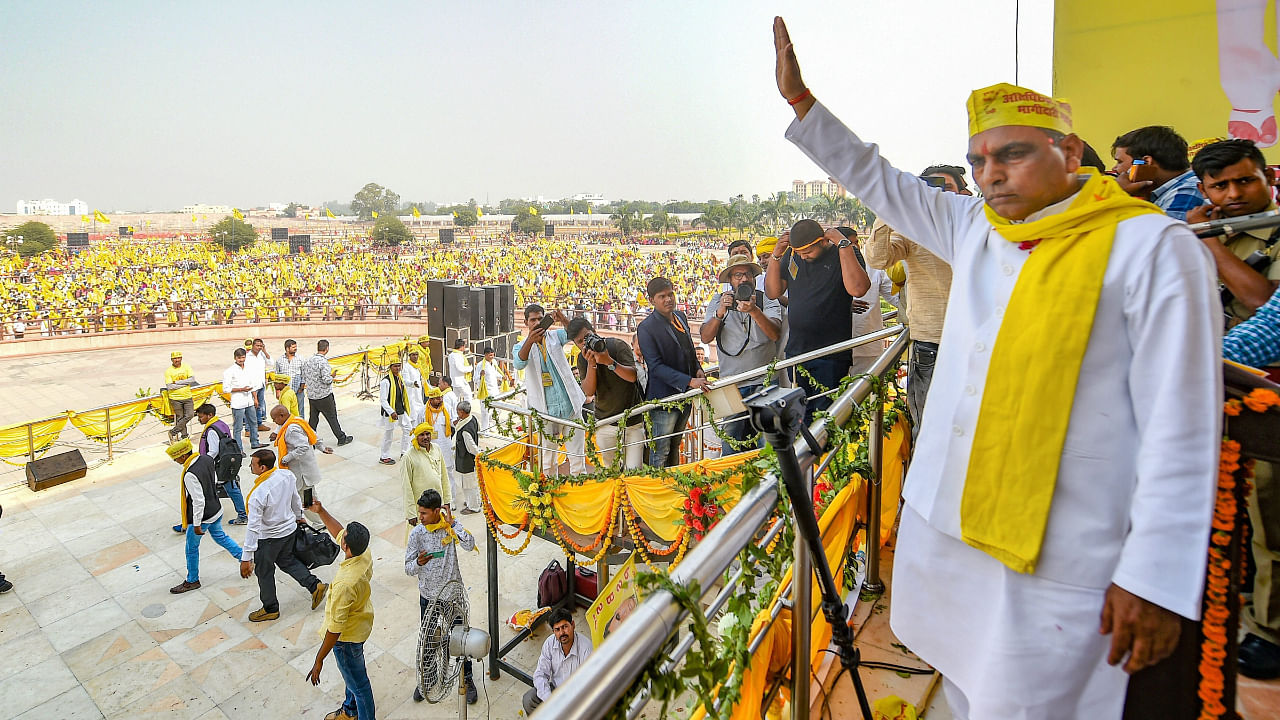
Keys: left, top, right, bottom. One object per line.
{"left": 173, "top": 403, "right": 247, "bottom": 532}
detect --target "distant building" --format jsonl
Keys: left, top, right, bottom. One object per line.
{"left": 790, "top": 179, "right": 847, "bottom": 201}
{"left": 16, "top": 198, "right": 88, "bottom": 216}
{"left": 571, "top": 192, "right": 608, "bottom": 205}
{"left": 181, "top": 203, "right": 233, "bottom": 215}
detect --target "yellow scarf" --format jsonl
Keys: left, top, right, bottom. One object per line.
{"left": 425, "top": 402, "right": 452, "bottom": 438}
{"left": 178, "top": 454, "right": 198, "bottom": 529}
{"left": 275, "top": 417, "right": 318, "bottom": 469}
{"left": 385, "top": 372, "right": 406, "bottom": 421}
{"left": 962, "top": 170, "right": 1160, "bottom": 574}
{"left": 423, "top": 518, "right": 477, "bottom": 552}
{"left": 245, "top": 468, "right": 274, "bottom": 504}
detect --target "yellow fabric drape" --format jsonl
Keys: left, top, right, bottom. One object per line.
{"left": 966, "top": 171, "right": 1160, "bottom": 574}
{"left": 622, "top": 475, "right": 687, "bottom": 541}
{"left": 552, "top": 478, "right": 617, "bottom": 536}
{"left": 275, "top": 417, "right": 318, "bottom": 469}
{"left": 0, "top": 415, "right": 68, "bottom": 461}
{"left": 477, "top": 440, "right": 530, "bottom": 526}
{"left": 69, "top": 398, "right": 152, "bottom": 442}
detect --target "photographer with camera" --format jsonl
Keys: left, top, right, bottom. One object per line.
{"left": 514, "top": 304, "right": 587, "bottom": 476}
{"left": 568, "top": 317, "right": 645, "bottom": 469}
{"left": 700, "top": 253, "right": 781, "bottom": 452}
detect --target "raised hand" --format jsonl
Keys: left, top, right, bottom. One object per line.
{"left": 774, "top": 17, "right": 813, "bottom": 118}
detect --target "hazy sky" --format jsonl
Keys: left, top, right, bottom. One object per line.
{"left": 0, "top": 1, "right": 1052, "bottom": 212}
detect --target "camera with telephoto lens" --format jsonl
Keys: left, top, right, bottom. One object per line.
{"left": 734, "top": 282, "right": 755, "bottom": 303}
{"left": 584, "top": 332, "right": 608, "bottom": 353}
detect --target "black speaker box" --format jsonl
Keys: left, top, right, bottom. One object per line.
{"left": 67, "top": 232, "right": 89, "bottom": 246}
{"left": 440, "top": 228, "right": 455, "bottom": 244}
{"left": 496, "top": 283, "right": 515, "bottom": 333}
{"left": 118, "top": 226, "right": 133, "bottom": 237}
{"left": 480, "top": 285, "right": 499, "bottom": 338}
{"left": 426, "top": 279, "right": 453, "bottom": 333}
{"left": 289, "top": 235, "right": 311, "bottom": 254}
{"left": 468, "top": 287, "right": 488, "bottom": 339}
{"left": 443, "top": 284, "right": 469, "bottom": 330}
{"left": 26, "top": 449, "right": 87, "bottom": 492}
{"left": 271, "top": 227, "right": 289, "bottom": 240}
{"left": 427, "top": 337, "right": 445, "bottom": 382}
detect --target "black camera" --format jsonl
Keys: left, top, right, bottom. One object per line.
{"left": 734, "top": 282, "right": 755, "bottom": 303}
{"left": 584, "top": 332, "right": 608, "bottom": 353}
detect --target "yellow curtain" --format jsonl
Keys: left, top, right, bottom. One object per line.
{"left": 478, "top": 440, "right": 530, "bottom": 526}
{"left": 0, "top": 415, "right": 69, "bottom": 461}
{"left": 554, "top": 478, "right": 617, "bottom": 536}
{"left": 622, "top": 474, "right": 687, "bottom": 541}
{"left": 329, "top": 353, "right": 366, "bottom": 384}
{"left": 69, "top": 398, "right": 153, "bottom": 442}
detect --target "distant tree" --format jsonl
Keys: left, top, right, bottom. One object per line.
{"left": 610, "top": 206, "right": 643, "bottom": 235}
{"left": 403, "top": 201, "right": 438, "bottom": 215}
{"left": 209, "top": 216, "right": 258, "bottom": 252}
{"left": 283, "top": 202, "right": 299, "bottom": 218}
{"left": 371, "top": 214, "right": 412, "bottom": 246}
{"left": 351, "top": 183, "right": 401, "bottom": 220}
{"left": 512, "top": 208, "right": 543, "bottom": 234}
{"left": 692, "top": 204, "right": 729, "bottom": 233}
{"left": 4, "top": 221, "right": 57, "bottom": 257}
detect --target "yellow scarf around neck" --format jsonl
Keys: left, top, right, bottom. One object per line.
{"left": 962, "top": 170, "right": 1160, "bottom": 574}
{"left": 423, "top": 518, "right": 477, "bottom": 552}
{"left": 275, "top": 417, "right": 318, "bottom": 469}
{"left": 245, "top": 468, "right": 274, "bottom": 504}
{"left": 425, "top": 403, "right": 452, "bottom": 438}
{"left": 178, "top": 454, "right": 198, "bottom": 529}
{"left": 385, "top": 373, "right": 405, "bottom": 421}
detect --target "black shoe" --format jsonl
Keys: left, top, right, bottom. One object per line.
{"left": 412, "top": 686, "right": 423, "bottom": 703}
{"left": 337, "top": 435, "right": 354, "bottom": 446}
{"left": 0, "top": 578, "right": 12, "bottom": 594}
{"left": 1240, "top": 633, "right": 1280, "bottom": 679}
{"left": 466, "top": 677, "right": 477, "bottom": 705}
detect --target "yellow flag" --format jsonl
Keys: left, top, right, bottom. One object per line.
{"left": 452, "top": 211, "right": 457, "bottom": 218}
{"left": 81, "top": 215, "right": 90, "bottom": 223}
{"left": 128, "top": 226, "right": 135, "bottom": 233}
{"left": 476, "top": 207, "right": 483, "bottom": 218}
{"left": 372, "top": 210, "right": 379, "bottom": 219}
{"left": 93, "top": 210, "right": 110, "bottom": 223}
{"left": 233, "top": 208, "right": 245, "bottom": 220}
{"left": 571, "top": 207, "right": 575, "bottom": 215}
{"left": 192, "top": 214, "right": 198, "bottom": 224}
{"left": 588, "top": 206, "right": 593, "bottom": 215}
{"left": 326, "top": 207, "right": 336, "bottom": 219}
{"left": 529, "top": 206, "right": 538, "bottom": 216}
{"left": 412, "top": 206, "right": 421, "bottom": 218}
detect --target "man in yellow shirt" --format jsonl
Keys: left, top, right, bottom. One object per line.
{"left": 305, "top": 500, "right": 375, "bottom": 720}
{"left": 164, "top": 351, "right": 199, "bottom": 442}
{"left": 268, "top": 373, "right": 299, "bottom": 418}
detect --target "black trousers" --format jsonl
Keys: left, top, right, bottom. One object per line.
{"left": 307, "top": 392, "right": 347, "bottom": 442}
{"left": 255, "top": 534, "right": 319, "bottom": 613}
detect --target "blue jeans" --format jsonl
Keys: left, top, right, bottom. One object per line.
{"left": 796, "top": 353, "right": 850, "bottom": 425}
{"left": 232, "top": 406, "right": 259, "bottom": 448}
{"left": 185, "top": 518, "right": 242, "bottom": 583}
{"left": 224, "top": 475, "right": 246, "bottom": 518}
{"left": 647, "top": 404, "right": 691, "bottom": 469}
{"left": 295, "top": 388, "right": 307, "bottom": 421}
{"left": 253, "top": 388, "right": 267, "bottom": 423}
{"left": 334, "top": 641, "right": 376, "bottom": 720}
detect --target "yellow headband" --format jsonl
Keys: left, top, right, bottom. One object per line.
{"left": 166, "top": 439, "right": 192, "bottom": 459}
{"left": 966, "top": 83, "right": 1072, "bottom": 137}
{"left": 418, "top": 335, "right": 430, "bottom": 344}
{"left": 412, "top": 421, "right": 432, "bottom": 437}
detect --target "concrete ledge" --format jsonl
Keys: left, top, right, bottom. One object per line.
{"left": 0, "top": 319, "right": 430, "bottom": 358}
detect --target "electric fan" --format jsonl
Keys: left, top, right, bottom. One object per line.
{"left": 417, "top": 578, "right": 491, "bottom": 718}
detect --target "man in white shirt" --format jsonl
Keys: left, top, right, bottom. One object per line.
{"left": 775, "top": 18, "right": 1220, "bottom": 719}
{"left": 238, "top": 448, "right": 327, "bottom": 622}
{"left": 475, "top": 345, "right": 506, "bottom": 430}
{"left": 379, "top": 360, "right": 413, "bottom": 464}
{"left": 452, "top": 401, "right": 482, "bottom": 513}
{"left": 246, "top": 338, "right": 271, "bottom": 430}
{"left": 402, "top": 348, "right": 427, "bottom": 426}
{"left": 523, "top": 608, "right": 593, "bottom": 715}
{"left": 447, "top": 339, "right": 475, "bottom": 403}
{"left": 223, "top": 348, "right": 261, "bottom": 449}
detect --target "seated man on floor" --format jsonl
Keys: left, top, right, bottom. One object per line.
{"left": 524, "top": 608, "right": 593, "bottom": 715}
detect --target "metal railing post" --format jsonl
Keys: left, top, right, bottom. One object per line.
{"left": 864, "top": 373, "right": 886, "bottom": 594}
{"left": 791, "top": 464, "right": 813, "bottom": 720}
{"left": 105, "top": 405, "right": 113, "bottom": 461}
{"left": 486, "top": 529, "right": 501, "bottom": 680}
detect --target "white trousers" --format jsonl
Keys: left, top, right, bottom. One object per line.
{"left": 455, "top": 470, "right": 481, "bottom": 511}
{"left": 380, "top": 414, "right": 413, "bottom": 458}
{"left": 591, "top": 423, "right": 646, "bottom": 470}
{"left": 535, "top": 419, "right": 586, "bottom": 476}
{"left": 408, "top": 400, "right": 425, "bottom": 428}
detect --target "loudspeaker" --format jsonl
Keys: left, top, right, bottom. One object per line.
{"left": 468, "top": 287, "right": 488, "bottom": 339}
{"left": 481, "top": 285, "right": 499, "bottom": 339}
{"left": 26, "top": 449, "right": 87, "bottom": 492}
{"left": 271, "top": 227, "right": 289, "bottom": 240}
{"left": 289, "top": 235, "right": 311, "bottom": 254}
{"left": 443, "top": 284, "right": 469, "bottom": 329}
{"left": 426, "top": 279, "right": 453, "bottom": 333}
{"left": 118, "top": 226, "right": 133, "bottom": 237}
{"left": 545, "top": 224, "right": 554, "bottom": 238}
{"left": 490, "top": 333, "right": 511, "bottom": 360}
{"left": 427, "top": 337, "right": 445, "bottom": 382}
{"left": 440, "top": 228, "right": 455, "bottom": 244}
{"left": 496, "top": 283, "right": 515, "bottom": 333}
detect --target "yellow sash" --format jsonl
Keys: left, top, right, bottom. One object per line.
{"left": 423, "top": 519, "right": 477, "bottom": 552}
{"left": 275, "top": 417, "right": 318, "bottom": 469}
{"left": 245, "top": 468, "right": 274, "bottom": 504}
{"left": 962, "top": 171, "right": 1160, "bottom": 574}
{"left": 178, "top": 454, "right": 198, "bottom": 529}
{"left": 385, "top": 373, "right": 406, "bottom": 421}
{"left": 425, "top": 403, "right": 452, "bottom": 438}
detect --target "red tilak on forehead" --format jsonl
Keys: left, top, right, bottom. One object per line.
{"left": 980, "top": 142, "right": 990, "bottom": 155}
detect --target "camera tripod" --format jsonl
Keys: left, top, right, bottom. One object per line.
{"left": 747, "top": 385, "right": 873, "bottom": 720}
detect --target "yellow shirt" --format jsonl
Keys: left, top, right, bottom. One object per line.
{"left": 323, "top": 530, "right": 374, "bottom": 642}
{"left": 277, "top": 387, "right": 299, "bottom": 418}
{"left": 165, "top": 363, "right": 195, "bottom": 401}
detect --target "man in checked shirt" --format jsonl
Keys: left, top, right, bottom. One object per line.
{"left": 404, "top": 489, "right": 478, "bottom": 704}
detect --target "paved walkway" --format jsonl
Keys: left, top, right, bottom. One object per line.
{"left": 0, "top": 391, "right": 565, "bottom": 720}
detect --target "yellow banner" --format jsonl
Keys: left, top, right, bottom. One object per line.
{"left": 0, "top": 415, "right": 68, "bottom": 460}
{"left": 1054, "top": 1, "right": 1280, "bottom": 159}
{"left": 69, "top": 398, "right": 152, "bottom": 442}
{"left": 585, "top": 554, "right": 639, "bottom": 648}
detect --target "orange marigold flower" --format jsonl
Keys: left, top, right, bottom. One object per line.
{"left": 1224, "top": 399, "right": 1243, "bottom": 416}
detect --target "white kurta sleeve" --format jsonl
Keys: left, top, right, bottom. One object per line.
{"left": 1113, "top": 223, "right": 1222, "bottom": 620}
{"left": 379, "top": 377, "right": 393, "bottom": 416}
{"left": 184, "top": 471, "right": 205, "bottom": 525}
{"left": 785, "top": 102, "right": 981, "bottom": 263}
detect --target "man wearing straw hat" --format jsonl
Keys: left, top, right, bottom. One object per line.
{"left": 773, "top": 17, "right": 1220, "bottom": 718}
{"left": 166, "top": 439, "right": 243, "bottom": 594}
{"left": 164, "top": 350, "right": 199, "bottom": 442}
{"left": 700, "top": 252, "right": 781, "bottom": 452}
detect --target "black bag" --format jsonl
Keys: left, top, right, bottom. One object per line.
{"left": 537, "top": 560, "right": 568, "bottom": 608}
{"left": 293, "top": 523, "right": 341, "bottom": 569}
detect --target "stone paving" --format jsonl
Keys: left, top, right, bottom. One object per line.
{"left": 0, "top": 391, "right": 566, "bottom": 720}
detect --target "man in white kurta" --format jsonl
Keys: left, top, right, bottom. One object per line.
{"left": 447, "top": 341, "right": 475, "bottom": 403}
{"left": 775, "top": 18, "right": 1220, "bottom": 719}
{"left": 402, "top": 349, "right": 427, "bottom": 426}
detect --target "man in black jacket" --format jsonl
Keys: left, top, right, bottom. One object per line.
{"left": 166, "top": 439, "right": 243, "bottom": 594}
{"left": 636, "top": 277, "right": 707, "bottom": 468}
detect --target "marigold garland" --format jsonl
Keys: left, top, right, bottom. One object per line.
{"left": 550, "top": 482, "right": 620, "bottom": 563}
{"left": 477, "top": 471, "right": 534, "bottom": 555}
{"left": 621, "top": 490, "right": 687, "bottom": 564}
